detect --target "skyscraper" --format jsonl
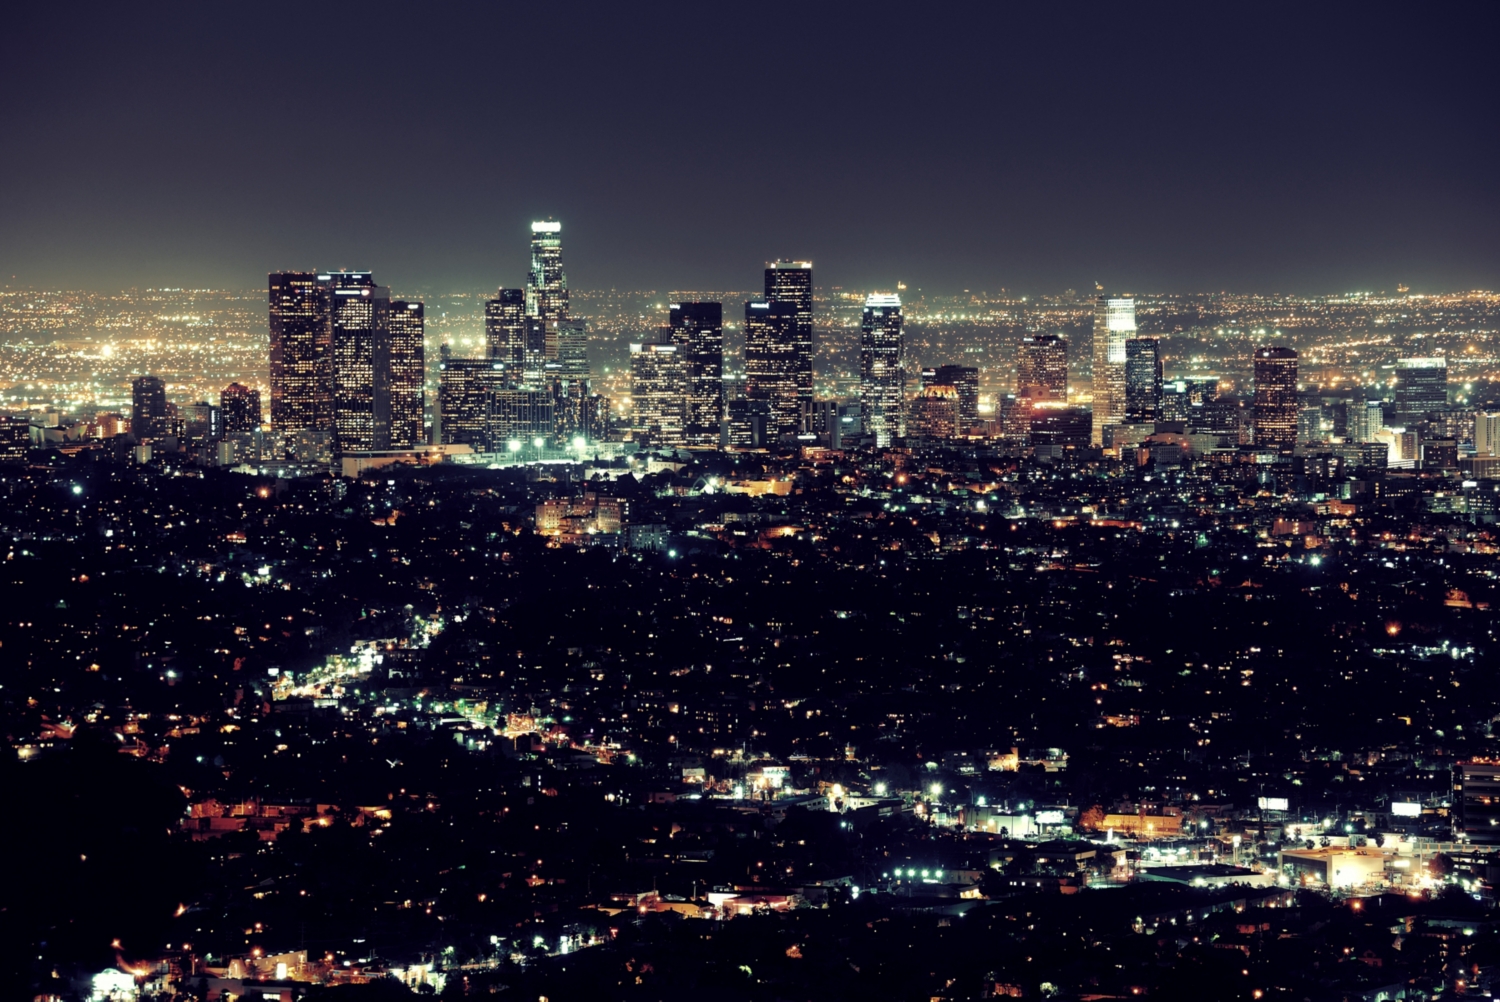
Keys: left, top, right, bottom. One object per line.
{"left": 131, "top": 375, "right": 169, "bottom": 440}
{"left": 860, "top": 293, "right": 904, "bottom": 448}
{"left": 439, "top": 356, "right": 506, "bottom": 450}
{"left": 485, "top": 289, "right": 526, "bottom": 368}
{"left": 548, "top": 322, "right": 589, "bottom": 378}
{"left": 744, "top": 300, "right": 801, "bottom": 439}
{"left": 670, "top": 302, "right": 723, "bottom": 448}
{"left": 1394, "top": 357, "right": 1447, "bottom": 422}
{"left": 268, "top": 272, "right": 331, "bottom": 433}
{"left": 324, "top": 272, "right": 390, "bottom": 455}
{"left": 1091, "top": 296, "right": 1135, "bottom": 446}
{"left": 527, "top": 221, "right": 568, "bottom": 324}
{"left": 220, "top": 382, "right": 262, "bottom": 434}
{"left": 1253, "top": 346, "right": 1299, "bottom": 454}
{"left": 387, "top": 301, "right": 425, "bottom": 449}
{"left": 1475, "top": 412, "right": 1500, "bottom": 457}
{"left": 1124, "top": 338, "right": 1162, "bottom": 422}
{"left": 1018, "top": 334, "right": 1068, "bottom": 402}
{"left": 630, "top": 340, "right": 686, "bottom": 448}
{"left": 765, "top": 261, "right": 813, "bottom": 419}
{"left": 927, "top": 365, "right": 980, "bottom": 432}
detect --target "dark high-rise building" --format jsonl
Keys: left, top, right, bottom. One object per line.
{"left": 744, "top": 300, "right": 801, "bottom": 440}
{"left": 1394, "top": 357, "right": 1447, "bottom": 422}
{"left": 860, "top": 294, "right": 904, "bottom": 448}
{"left": 765, "top": 261, "right": 813, "bottom": 417}
{"left": 909, "top": 385, "right": 958, "bottom": 440}
{"left": 630, "top": 340, "right": 686, "bottom": 448}
{"left": 439, "top": 356, "right": 506, "bottom": 450}
{"left": 387, "top": 301, "right": 425, "bottom": 449}
{"left": 1018, "top": 334, "right": 1068, "bottom": 402}
{"left": 726, "top": 398, "right": 772, "bottom": 449}
{"left": 268, "top": 272, "right": 331, "bottom": 433}
{"left": 1253, "top": 346, "right": 1299, "bottom": 454}
{"left": 1029, "top": 405, "right": 1093, "bottom": 450}
{"left": 131, "top": 375, "right": 169, "bottom": 440}
{"left": 1124, "top": 338, "right": 1162, "bottom": 422}
{"left": 220, "top": 383, "right": 262, "bottom": 434}
{"left": 548, "top": 322, "right": 589, "bottom": 378}
{"left": 324, "top": 272, "right": 390, "bottom": 455}
{"left": 527, "top": 221, "right": 568, "bottom": 325}
{"left": 928, "top": 364, "right": 979, "bottom": 431}
{"left": 670, "top": 302, "right": 723, "bottom": 448}
{"left": 485, "top": 289, "right": 526, "bottom": 369}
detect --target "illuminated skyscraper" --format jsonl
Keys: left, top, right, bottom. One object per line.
{"left": 387, "top": 300, "right": 425, "bottom": 449}
{"left": 765, "top": 261, "right": 813, "bottom": 417}
{"left": 744, "top": 300, "right": 800, "bottom": 439}
{"left": 268, "top": 272, "right": 331, "bottom": 433}
{"left": 670, "top": 302, "right": 723, "bottom": 448}
{"left": 1394, "top": 357, "right": 1447, "bottom": 422}
{"left": 1252, "top": 346, "right": 1299, "bottom": 454}
{"left": 439, "top": 356, "right": 506, "bottom": 450}
{"left": 527, "top": 221, "right": 568, "bottom": 324}
{"left": 324, "top": 271, "right": 389, "bottom": 455}
{"left": 220, "top": 382, "right": 262, "bottom": 434}
{"left": 1476, "top": 412, "right": 1500, "bottom": 457}
{"left": 485, "top": 289, "right": 526, "bottom": 368}
{"left": 1124, "top": 337, "right": 1162, "bottom": 422}
{"left": 860, "top": 293, "right": 904, "bottom": 447}
{"left": 131, "top": 375, "right": 169, "bottom": 440}
{"left": 1018, "top": 334, "right": 1068, "bottom": 401}
{"left": 630, "top": 340, "right": 686, "bottom": 448}
{"left": 909, "top": 384, "right": 958, "bottom": 440}
{"left": 1091, "top": 296, "right": 1135, "bottom": 446}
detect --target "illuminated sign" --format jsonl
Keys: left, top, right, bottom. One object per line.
{"left": 1035, "top": 810, "right": 1065, "bottom": 824}
{"left": 1391, "top": 802, "right": 1422, "bottom": 817}
{"left": 1257, "top": 797, "right": 1289, "bottom": 811}
{"left": 531, "top": 221, "right": 562, "bottom": 233}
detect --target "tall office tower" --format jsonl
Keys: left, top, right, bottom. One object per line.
{"left": 726, "top": 398, "right": 772, "bottom": 449}
{"left": 180, "top": 402, "right": 220, "bottom": 442}
{"left": 1018, "top": 334, "right": 1068, "bottom": 401}
{"left": 928, "top": 364, "right": 980, "bottom": 431}
{"left": 548, "top": 322, "right": 589, "bottom": 377}
{"left": 387, "top": 301, "right": 425, "bottom": 449}
{"left": 1090, "top": 296, "right": 1135, "bottom": 446}
{"left": 527, "top": 221, "right": 568, "bottom": 324}
{"left": 1475, "top": 412, "right": 1500, "bottom": 456}
{"left": 630, "top": 341, "right": 686, "bottom": 448}
{"left": 439, "top": 356, "right": 506, "bottom": 450}
{"left": 324, "top": 272, "right": 390, "bottom": 455}
{"left": 220, "top": 383, "right": 262, "bottom": 434}
{"left": 670, "top": 302, "right": 724, "bottom": 448}
{"left": 131, "top": 375, "right": 169, "bottom": 440}
{"left": 268, "top": 272, "right": 331, "bottom": 433}
{"left": 1394, "top": 357, "right": 1447, "bottom": 421}
{"left": 860, "top": 293, "right": 905, "bottom": 447}
{"left": 1252, "top": 346, "right": 1299, "bottom": 454}
{"left": 743, "top": 300, "right": 801, "bottom": 439}
{"left": 1124, "top": 338, "right": 1162, "bottom": 422}
{"left": 765, "top": 261, "right": 814, "bottom": 418}
{"left": 485, "top": 289, "right": 526, "bottom": 368}
{"left": 1348, "top": 399, "right": 1384, "bottom": 443}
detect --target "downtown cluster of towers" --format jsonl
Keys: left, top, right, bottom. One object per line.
{"left": 264, "top": 221, "right": 926, "bottom": 458}
{"left": 259, "top": 221, "right": 1314, "bottom": 461}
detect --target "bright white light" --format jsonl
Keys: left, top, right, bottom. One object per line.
{"left": 930, "top": 784, "right": 943, "bottom": 798}
{"left": 72, "top": 484, "right": 83, "bottom": 495}
{"left": 507, "top": 440, "right": 522, "bottom": 452}
{"left": 532, "top": 437, "right": 545, "bottom": 449}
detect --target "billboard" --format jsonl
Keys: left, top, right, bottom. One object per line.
{"left": 1034, "top": 810, "right": 1065, "bottom": 825}
{"left": 1391, "top": 802, "right": 1422, "bottom": 817}
{"left": 1257, "top": 797, "right": 1289, "bottom": 812}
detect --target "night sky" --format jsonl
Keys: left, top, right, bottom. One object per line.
{"left": 2, "top": 2, "right": 1496, "bottom": 295}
